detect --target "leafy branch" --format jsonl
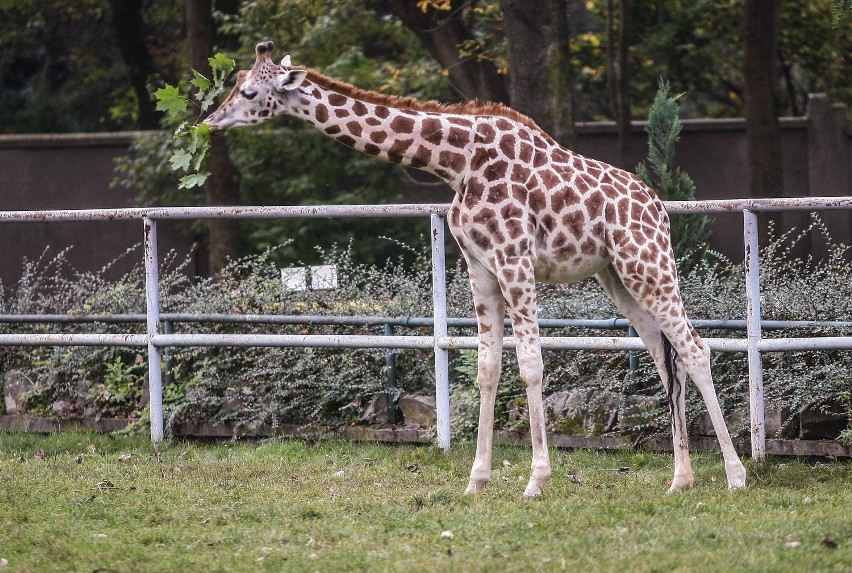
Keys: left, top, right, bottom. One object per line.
{"left": 153, "top": 53, "right": 235, "bottom": 189}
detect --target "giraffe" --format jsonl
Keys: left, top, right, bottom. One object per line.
{"left": 205, "top": 42, "right": 747, "bottom": 497}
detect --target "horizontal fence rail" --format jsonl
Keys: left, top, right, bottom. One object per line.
{"left": 2, "top": 198, "right": 852, "bottom": 457}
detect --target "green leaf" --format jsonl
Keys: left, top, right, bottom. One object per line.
{"left": 154, "top": 84, "right": 188, "bottom": 117}
{"left": 209, "top": 53, "right": 235, "bottom": 79}
{"left": 178, "top": 172, "right": 211, "bottom": 189}
{"left": 190, "top": 70, "right": 211, "bottom": 92}
{"left": 168, "top": 149, "right": 193, "bottom": 172}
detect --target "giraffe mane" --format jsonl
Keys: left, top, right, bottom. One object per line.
{"left": 304, "top": 69, "right": 549, "bottom": 137}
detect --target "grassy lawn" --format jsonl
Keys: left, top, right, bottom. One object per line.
{"left": 0, "top": 431, "right": 849, "bottom": 572}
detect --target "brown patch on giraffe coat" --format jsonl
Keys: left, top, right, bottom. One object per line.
{"left": 500, "top": 203, "right": 524, "bottom": 220}
{"left": 334, "top": 108, "right": 350, "bottom": 118}
{"left": 370, "top": 131, "right": 388, "bottom": 144}
{"left": 364, "top": 143, "right": 381, "bottom": 155}
{"left": 325, "top": 125, "right": 342, "bottom": 135}
{"left": 337, "top": 134, "right": 356, "bottom": 148}
{"left": 346, "top": 121, "right": 363, "bottom": 137}
{"left": 387, "top": 138, "right": 414, "bottom": 163}
{"left": 485, "top": 160, "right": 509, "bottom": 181}
{"left": 375, "top": 106, "right": 391, "bottom": 119}
{"left": 539, "top": 169, "right": 560, "bottom": 189}
{"left": 499, "top": 134, "right": 517, "bottom": 159}
{"left": 518, "top": 142, "right": 534, "bottom": 164}
{"left": 506, "top": 218, "right": 525, "bottom": 239}
{"left": 422, "top": 118, "right": 443, "bottom": 146}
{"left": 327, "top": 93, "right": 348, "bottom": 107}
{"left": 476, "top": 122, "right": 496, "bottom": 144}
{"left": 511, "top": 184, "right": 528, "bottom": 204}
{"left": 486, "top": 184, "right": 509, "bottom": 203}
{"left": 470, "top": 228, "right": 492, "bottom": 250}
{"left": 315, "top": 104, "right": 329, "bottom": 124}
{"left": 365, "top": 116, "right": 381, "bottom": 127}
{"left": 447, "top": 127, "right": 468, "bottom": 148}
{"left": 439, "top": 150, "right": 467, "bottom": 174}
{"left": 528, "top": 189, "right": 547, "bottom": 212}
{"left": 587, "top": 190, "right": 605, "bottom": 220}
{"left": 352, "top": 100, "right": 368, "bottom": 116}
{"left": 563, "top": 210, "right": 586, "bottom": 240}
{"left": 410, "top": 145, "right": 431, "bottom": 168}
{"left": 390, "top": 115, "right": 416, "bottom": 134}
{"left": 510, "top": 163, "right": 531, "bottom": 183}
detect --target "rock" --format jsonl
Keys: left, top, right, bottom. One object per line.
{"left": 618, "top": 395, "right": 660, "bottom": 432}
{"left": 800, "top": 402, "right": 848, "bottom": 440}
{"left": 545, "top": 389, "right": 619, "bottom": 435}
{"left": 361, "top": 393, "right": 392, "bottom": 425}
{"left": 398, "top": 394, "right": 437, "bottom": 428}
{"left": 4, "top": 370, "right": 34, "bottom": 414}
{"left": 50, "top": 400, "right": 77, "bottom": 417}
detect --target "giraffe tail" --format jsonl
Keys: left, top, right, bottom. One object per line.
{"left": 661, "top": 333, "right": 683, "bottom": 435}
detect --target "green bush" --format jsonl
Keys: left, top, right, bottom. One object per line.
{"left": 1, "top": 220, "right": 851, "bottom": 441}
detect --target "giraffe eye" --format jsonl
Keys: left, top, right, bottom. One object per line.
{"left": 240, "top": 89, "right": 258, "bottom": 101}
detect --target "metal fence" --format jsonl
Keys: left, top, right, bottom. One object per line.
{"left": 2, "top": 197, "right": 852, "bottom": 460}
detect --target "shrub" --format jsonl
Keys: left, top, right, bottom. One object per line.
{"left": 1, "top": 219, "right": 850, "bottom": 442}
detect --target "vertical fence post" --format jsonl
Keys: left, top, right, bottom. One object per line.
{"left": 743, "top": 209, "right": 766, "bottom": 462}
{"left": 143, "top": 216, "right": 164, "bottom": 443}
{"left": 430, "top": 214, "right": 451, "bottom": 451}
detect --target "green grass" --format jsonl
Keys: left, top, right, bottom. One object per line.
{"left": 0, "top": 431, "right": 850, "bottom": 572}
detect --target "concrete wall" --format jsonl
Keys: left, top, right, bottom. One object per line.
{"left": 0, "top": 132, "right": 202, "bottom": 290}
{"left": 0, "top": 95, "right": 849, "bottom": 288}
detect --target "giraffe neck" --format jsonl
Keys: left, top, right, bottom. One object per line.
{"left": 287, "top": 71, "right": 475, "bottom": 187}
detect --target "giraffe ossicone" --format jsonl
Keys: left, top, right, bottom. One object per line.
{"left": 205, "top": 41, "right": 747, "bottom": 497}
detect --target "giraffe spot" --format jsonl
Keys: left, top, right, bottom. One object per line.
{"left": 449, "top": 206, "right": 462, "bottom": 227}
{"left": 532, "top": 151, "right": 548, "bottom": 168}
{"left": 375, "top": 106, "right": 391, "bottom": 119}
{"left": 552, "top": 148, "right": 570, "bottom": 163}
{"left": 587, "top": 164, "right": 603, "bottom": 179}
{"left": 499, "top": 134, "right": 517, "bottom": 159}
{"left": 447, "top": 127, "right": 469, "bottom": 148}
{"left": 370, "top": 131, "right": 388, "bottom": 144}
{"left": 511, "top": 184, "right": 528, "bottom": 204}
{"left": 387, "top": 138, "right": 414, "bottom": 163}
{"left": 552, "top": 232, "right": 569, "bottom": 248}
{"left": 509, "top": 287, "right": 525, "bottom": 307}
{"left": 495, "top": 117, "right": 513, "bottom": 131}
{"left": 334, "top": 108, "right": 350, "bottom": 118}
{"left": 555, "top": 242, "right": 578, "bottom": 259}
{"left": 485, "top": 159, "right": 509, "bottom": 180}
{"left": 422, "top": 118, "right": 443, "bottom": 145}
{"left": 485, "top": 184, "right": 509, "bottom": 203}
{"left": 337, "top": 134, "right": 356, "bottom": 148}
{"left": 328, "top": 93, "right": 348, "bottom": 106}
{"left": 448, "top": 117, "right": 473, "bottom": 128}
{"left": 315, "top": 104, "right": 329, "bottom": 123}
{"left": 510, "top": 164, "right": 531, "bottom": 183}
{"left": 439, "top": 150, "right": 466, "bottom": 174}
{"left": 352, "top": 101, "right": 368, "bottom": 116}
{"left": 518, "top": 142, "right": 533, "bottom": 163}
{"left": 463, "top": 179, "right": 485, "bottom": 208}
{"left": 506, "top": 219, "right": 524, "bottom": 239}
{"left": 587, "top": 190, "right": 605, "bottom": 220}
{"left": 470, "top": 148, "right": 490, "bottom": 172}
{"left": 539, "top": 169, "right": 560, "bottom": 189}
{"left": 575, "top": 172, "right": 597, "bottom": 194}
{"left": 410, "top": 145, "right": 431, "bottom": 168}
{"left": 325, "top": 125, "right": 342, "bottom": 135}
{"left": 311, "top": 88, "right": 322, "bottom": 98}
{"left": 563, "top": 210, "right": 585, "bottom": 240}
{"left": 476, "top": 123, "right": 496, "bottom": 144}
{"left": 540, "top": 214, "right": 556, "bottom": 232}
{"left": 580, "top": 238, "right": 598, "bottom": 255}
{"left": 601, "top": 183, "right": 621, "bottom": 200}
{"left": 475, "top": 303, "right": 489, "bottom": 317}
{"left": 528, "top": 190, "right": 546, "bottom": 212}
{"left": 364, "top": 143, "right": 381, "bottom": 155}
{"left": 346, "top": 121, "right": 363, "bottom": 137}
{"left": 390, "top": 115, "right": 416, "bottom": 134}
{"left": 470, "top": 228, "right": 492, "bottom": 250}
{"left": 500, "top": 203, "right": 524, "bottom": 220}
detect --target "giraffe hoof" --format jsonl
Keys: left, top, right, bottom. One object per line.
{"left": 522, "top": 483, "right": 543, "bottom": 498}
{"left": 726, "top": 461, "right": 747, "bottom": 489}
{"left": 465, "top": 478, "right": 488, "bottom": 495}
{"left": 666, "top": 476, "right": 694, "bottom": 494}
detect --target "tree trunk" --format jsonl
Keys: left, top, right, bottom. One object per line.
{"left": 187, "top": 0, "right": 241, "bottom": 276}
{"left": 744, "top": 0, "right": 783, "bottom": 241}
{"left": 499, "top": 0, "right": 575, "bottom": 147}
{"left": 109, "top": 0, "right": 158, "bottom": 129}
{"left": 616, "top": 0, "right": 632, "bottom": 169}
{"left": 382, "top": 0, "right": 509, "bottom": 104}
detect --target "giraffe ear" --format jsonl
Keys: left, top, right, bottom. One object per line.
{"left": 280, "top": 55, "right": 291, "bottom": 67}
{"left": 273, "top": 69, "right": 307, "bottom": 92}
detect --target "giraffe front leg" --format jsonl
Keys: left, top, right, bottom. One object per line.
{"left": 500, "top": 260, "right": 550, "bottom": 498}
{"left": 465, "top": 272, "right": 505, "bottom": 495}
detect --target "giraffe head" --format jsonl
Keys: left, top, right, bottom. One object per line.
{"left": 204, "top": 41, "right": 307, "bottom": 131}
